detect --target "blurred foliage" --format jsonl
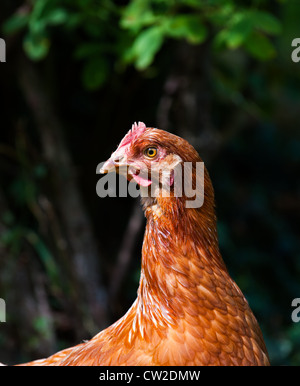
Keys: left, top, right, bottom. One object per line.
{"left": 3, "top": 0, "right": 282, "bottom": 84}
{"left": 0, "top": 0, "right": 299, "bottom": 366}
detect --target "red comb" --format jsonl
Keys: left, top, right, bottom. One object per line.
{"left": 118, "top": 122, "right": 147, "bottom": 150}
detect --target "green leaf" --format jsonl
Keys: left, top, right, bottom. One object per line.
{"left": 132, "top": 26, "right": 164, "bottom": 69}
{"left": 2, "top": 13, "right": 29, "bottom": 35}
{"left": 44, "top": 8, "right": 68, "bottom": 26}
{"left": 121, "top": 0, "right": 157, "bottom": 31}
{"left": 179, "top": 0, "right": 203, "bottom": 9}
{"left": 28, "top": 0, "right": 48, "bottom": 34}
{"left": 249, "top": 10, "right": 282, "bottom": 35}
{"left": 244, "top": 31, "right": 276, "bottom": 61}
{"left": 226, "top": 18, "right": 252, "bottom": 48}
{"left": 164, "top": 15, "right": 207, "bottom": 44}
{"left": 82, "top": 57, "right": 109, "bottom": 90}
{"left": 23, "top": 33, "right": 50, "bottom": 61}
{"left": 214, "top": 9, "right": 281, "bottom": 53}
{"left": 214, "top": 11, "right": 254, "bottom": 50}
{"left": 215, "top": 24, "right": 251, "bottom": 50}
{"left": 207, "top": 3, "right": 235, "bottom": 26}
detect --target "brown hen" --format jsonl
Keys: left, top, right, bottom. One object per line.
{"left": 18, "top": 122, "right": 269, "bottom": 366}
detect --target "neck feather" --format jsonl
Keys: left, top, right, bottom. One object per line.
{"left": 136, "top": 178, "right": 228, "bottom": 330}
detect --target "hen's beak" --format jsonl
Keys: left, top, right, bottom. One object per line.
{"left": 99, "top": 154, "right": 151, "bottom": 187}
{"left": 99, "top": 158, "right": 116, "bottom": 174}
{"left": 99, "top": 154, "right": 129, "bottom": 174}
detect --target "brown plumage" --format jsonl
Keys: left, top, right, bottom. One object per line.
{"left": 18, "top": 122, "right": 269, "bottom": 366}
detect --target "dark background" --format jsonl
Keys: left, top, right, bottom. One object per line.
{"left": 0, "top": 0, "right": 299, "bottom": 365}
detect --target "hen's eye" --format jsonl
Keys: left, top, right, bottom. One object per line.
{"left": 144, "top": 147, "right": 158, "bottom": 159}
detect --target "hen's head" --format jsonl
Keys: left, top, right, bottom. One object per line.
{"left": 100, "top": 122, "right": 214, "bottom": 213}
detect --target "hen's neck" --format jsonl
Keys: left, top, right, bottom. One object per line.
{"left": 136, "top": 191, "right": 227, "bottom": 330}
